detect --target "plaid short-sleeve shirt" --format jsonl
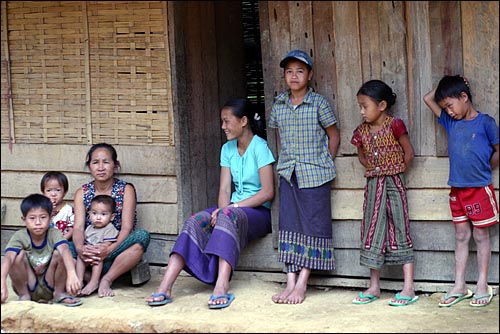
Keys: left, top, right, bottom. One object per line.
{"left": 269, "top": 87, "right": 338, "bottom": 188}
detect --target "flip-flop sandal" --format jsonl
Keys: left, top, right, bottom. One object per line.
{"left": 208, "top": 293, "right": 235, "bottom": 309}
{"left": 470, "top": 286, "right": 494, "bottom": 307}
{"left": 147, "top": 292, "right": 172, "bottom": 306}
{"left": 388, "top": 292, "right": 419, "bottom": 306}
{"left": 438, "top": 289, "right": 473, "bottom": 307}
{"left": 352, "top": 292, "right": 379, "bottom": 304}
{"left": 53, "top": 295, "right": 83, "bottom": 307}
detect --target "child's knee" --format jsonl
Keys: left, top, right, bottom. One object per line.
{"left": 52, "top": 249, "right": 62, "bottom": 260}
{"left": 12, "top": 250, "right": 29, "bottom": 268}
{"left": 455, "top": 229, "right": 471, "bottom": 243}
{"left": 472, "top": 227, "right": 490, "bottom": 243}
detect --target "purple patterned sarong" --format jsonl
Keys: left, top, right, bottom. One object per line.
{"left": 171, "top": 205, "right": 271, "bottom": 284}
{"left": 278, "top": 173, "right": 335, "bottom": 272}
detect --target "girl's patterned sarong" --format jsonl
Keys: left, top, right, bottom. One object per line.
{"left": 171, "top": 205, "right": 271, "bottom": 284}
{"left": 360, "top": 173, "right": 414, "bottom": 269}
{"left": 278, "top": 174, "right": 335, "bottom": 273}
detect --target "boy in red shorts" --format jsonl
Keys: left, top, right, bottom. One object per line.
{"left": 424, "top": 75, "right": 499, "bottom": 307}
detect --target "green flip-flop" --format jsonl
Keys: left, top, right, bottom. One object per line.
{"left": 352, "top": 292, "right": 379, "bottom": 305}
{"left": 469, "top": 286, "right": 494, "bottom": 307}
{"left": 438, "top": 289, "right": 473, "bottom": 307}
{"left": 388, "top": 292, "right": 419, "bottom": 306}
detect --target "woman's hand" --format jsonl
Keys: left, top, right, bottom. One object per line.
{"left": 210, "top": 208, "right": 221, "bottom": 227}
{"left": 82, "top": 244, "right": 110, "bottom": 265}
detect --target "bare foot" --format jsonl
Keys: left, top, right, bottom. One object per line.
{"left": 79, "top": 280, "right": 99, "bottom": 296}
{"left": 285, "top": 286, "right": 307, "bottom": 304}
{"left": 272, "top": 288, "right": 293, "bottom": 304}
{"left": 98, "top": 278, "right": 114, "bottom": 297}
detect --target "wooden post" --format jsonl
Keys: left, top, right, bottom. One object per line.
{"left": 2, "top": 1, "right": 15, "bottom": 149}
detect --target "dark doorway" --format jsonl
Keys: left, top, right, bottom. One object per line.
{"left": 171, "top": 1, "right": 264, "bottom": 222}
{"left": 242, "top": 1, "right": 266, "bottom": 137}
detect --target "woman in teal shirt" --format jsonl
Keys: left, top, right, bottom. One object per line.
{"left": 146, "top": 98, "right": 275, "bottom": 309}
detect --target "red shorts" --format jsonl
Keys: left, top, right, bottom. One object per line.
{"left": 449, "top": 185, "right": 499, "bottom": 227}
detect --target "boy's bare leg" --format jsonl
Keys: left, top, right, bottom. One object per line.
{"left": 47, "top": 250, "right": 81, "bottom": 305}
{"left": 99, "top": 243, "right": 143, "bottom": 297}
{"left": 440, "top": 223, "right": 471, "bottom": 305}
{"left": 285, "top": 267, "right": 310, "bottom": 304}
{"left": 272, "top": 271, "right": 296, "bottom": 304}
{"left": 8, "top": 250, "right": 35, "bottom": 301}
{"left": 75, "top": 257, "right": 85, "bottom": 287}
{"left": 145, "top": 253, "right": 185, "bottom": 303}
{"left": 79, "top": 262, "right": 102, "bottom": 296}
{"left": 471, "top": 226, "right": 492, "bottom": 305}
{"left": 354, "top": 269, "right": 381, "bottom": 302}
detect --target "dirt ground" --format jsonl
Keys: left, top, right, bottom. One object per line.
{"left": 1, "top": 267, "right": 498, "bottom": 333}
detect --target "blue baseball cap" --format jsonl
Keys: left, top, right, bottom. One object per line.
{"left": 279, "top": 49, "right": 313, "bottom": 70}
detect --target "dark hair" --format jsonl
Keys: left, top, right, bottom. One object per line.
{"left": 434, "top": 75, "right": 473, "bottom": 104}
{"left": 357, "top": 80, "right": 397, "bottom": 110}
{"left": 85, "top": 143, "right": 119, "bottom": 168}
{"left": 223, "top": 98, "right": 266, "bottom": 139}
{"left": 40, "top": 171, "right": 69, "bottom": 193}
{"left": 91, "top": 194, "right": 116, "bottom": 213}
{"left": 21, "top": 193, "right": 53, "bottom": 217}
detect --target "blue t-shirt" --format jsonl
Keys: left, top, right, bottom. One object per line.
{"left": 438, "top": 111, "right": 499, "bottom": 187}
{"left": 220, "top": 135, "right": 275, "bottom": 208}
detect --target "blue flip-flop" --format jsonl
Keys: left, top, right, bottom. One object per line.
{"left": 147, "top": 292, "right": 172, "bottom": 307}
{"left": 208, "top": 293, "right": 235, "bottom": 309}
{"left": 54, "top": 295, "right": 83, "bottom": 307}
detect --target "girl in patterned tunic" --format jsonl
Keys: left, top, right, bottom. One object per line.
{"left": 350, "top": 80, "right": 418, "bottom": 306}
{"left": 41, "top": 171, "right": 74, "bottom": 240}
{"left": 72, "top": 143, "right": 150, "bottom": 297}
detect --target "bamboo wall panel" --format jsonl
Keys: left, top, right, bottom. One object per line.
{"left": 0, "top": 1, "right": 174, "bottom": 146}
{"left": 2, "top": 1, "right": 87, "bottom": 144}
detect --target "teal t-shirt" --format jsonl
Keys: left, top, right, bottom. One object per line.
{"left": 220, "top": 135, "right": 275, "bottom": 208}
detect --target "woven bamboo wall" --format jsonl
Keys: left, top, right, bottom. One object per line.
{"left": 1, "top": 1, "right": 173, "bottom": 146}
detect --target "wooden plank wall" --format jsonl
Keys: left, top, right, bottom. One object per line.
{"left": 258, "top": 1, "right": 499, "bottom": 285}
{"left": 1, "top": 1, "right": 499, "bottom": 289}
{"left": 1, "top": 143, "right": 179, "bottom": 235}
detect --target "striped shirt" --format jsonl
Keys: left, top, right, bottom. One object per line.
{"left": 269, "top": 87, "right": 338, "bottom": 188}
